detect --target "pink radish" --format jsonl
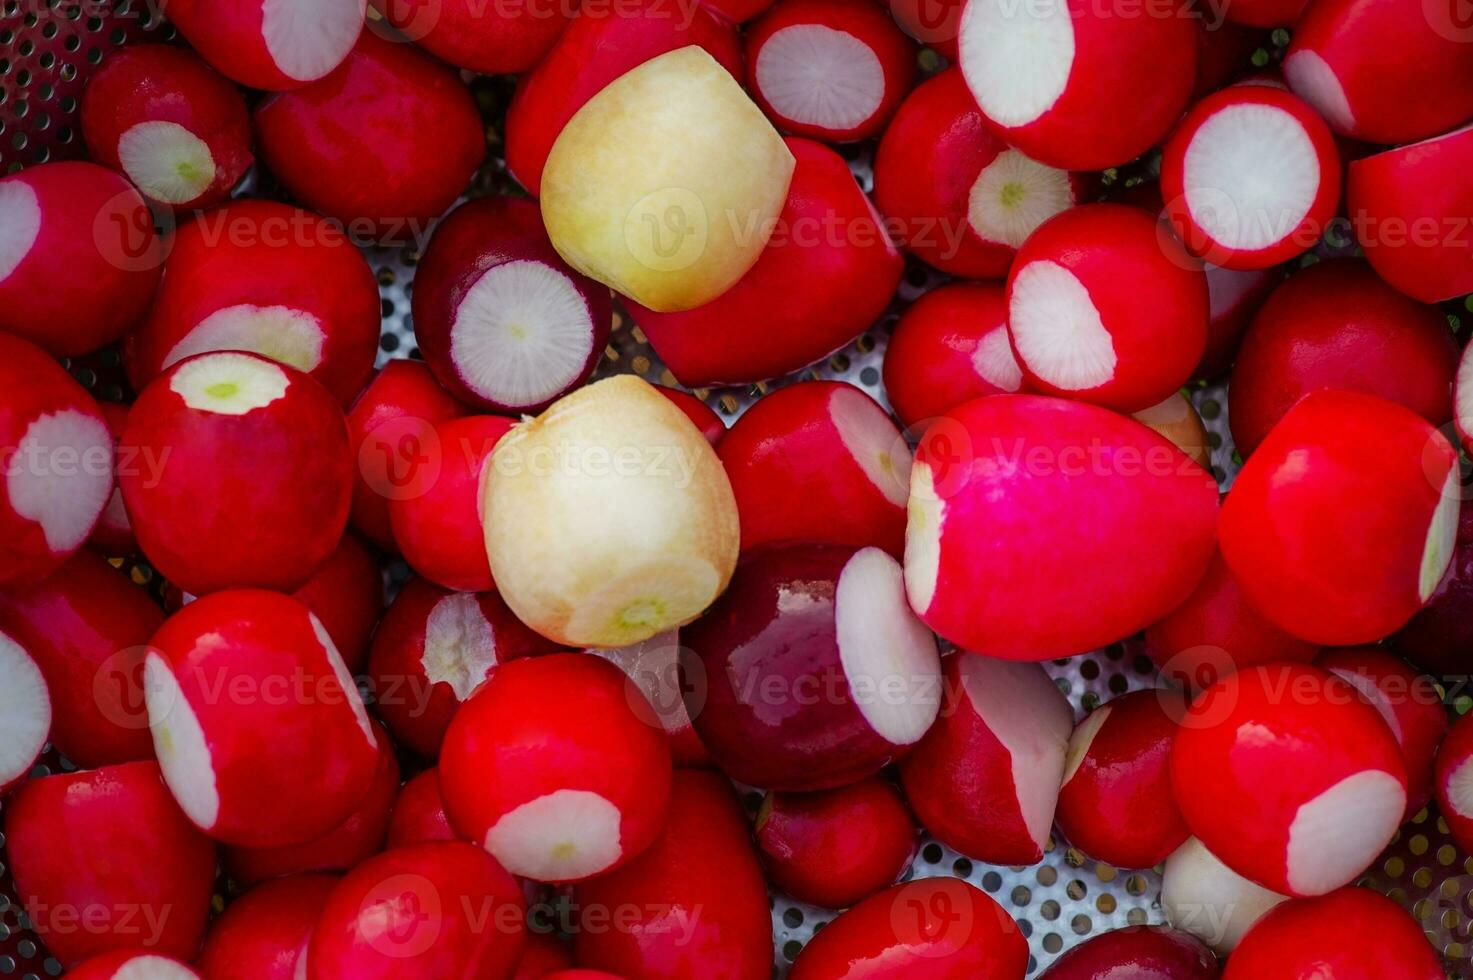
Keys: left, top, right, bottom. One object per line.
{"left": 0, "top": 162, "right": 161, "bottom": 358}
{"left": 1132, "top": 393, "right": 1210, "bottom": 470}
{"left": 1162, "top": 838, "right": 1289, "bottom": 954}
{"left": 369, "top": 0, "right": 572, "bottom": 73}
{"left": 387, "top": 768, "right": 456, "bottom": 847}
{"left": 1437, "top": 709, "right": 1473, "bottom": 855}
{"left": 196, "top": 874, "right": 338, "bottom": 980}
{"left": 88, "top": 401, "right": 137, "bottom": 557}
{"left": 589, "top": 629, "right": 713, "bottom": 768}
{"left": 1038, "top": 927, "right": 1218, "bottom": 980}
{"left": 1171, "top": 664, "right": 1408, "bottom": 897}
{"left": 888, "top": 0, "right": 962, "bottom": 57}
{"left": 745, "top": 0, "right": 917, "bottom": 142}
{"left": 0, "top": 626, "right": 48, "bottom": 796}
{"left": 1219, "top": 389, "right": 1461, "bottom": 645}
{"left": 68, "top": 952, "right": 200, "bottom": 980}
{"left": 81, "top": 45, "right": 252, "bottom": 210}
{"left": 656, "top": 387, "right": 725, "bottom": 446}
{"left": 124, "top": 200, "right": 381, "bottom": 406}
{"left": 160, "top": 0, "right": 365, "bottom": 90}
{"left": 1391, "top": 506, "right": 1473, "bottom": 676}
{"left": 290, "top": 533, "right": 383, "bottom": 674}
{"left": 685, "top": 544, "right": 941, "bottom": 790}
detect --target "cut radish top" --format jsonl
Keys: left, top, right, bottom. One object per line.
{"left": 422, "top": 593, "right": 497, "bottom": 701}
{"left": 117, "top": 121, "right": 217, "bottom": 205}
{"left": 112, "top": 957, "right": 201, "bottom": 980}
{"left": 484, "top": 788, "right": 624, "bottom": 881}
{"left": 7, "top": 409, "right": 113, "bottom": 553}
{"left": 1284, "top": 769, "right": 1405, "bottom": 895}
{"left": 169, "top": 352, "right": 291, "bottom": 415}
{"left": 0, "top": 629, "right": 49, "bottom": 785}
{"left": 967, "top": 148, "right": 1074, "bottom": 249}
{"left": 261, "top": 0, "right": 366, "bottom": 83}
{"left": 1448, "top": 756, "right": 1473, "bottom": 817}
{"left": 830, "top": 385, "right": 911, "bottom": 506}
{"left": 0, "top": 179, "right": 40, "bottom": 282}
{"left": 958, "top": 0, "right": 1073, "bottom": 127}
{"left": 1422, "top": 467, "right": 1461, "bottom": 600}
{"left": 1008, "top": 260, "right": 1117, "bottom": 390}
{"left": 754, "top": 25, "right": 886, "bottom": 130}
{"left": 163, "top": 304, "right": 327, "bottom": 375}
{"left": 312, "top": 613, "right": 376, "bottom": 747}
{"left": 973, "top": 325, "right": 1024, "bottom": 392}
{"left": 145, "top": 650, "right": 223, "bottom": 830}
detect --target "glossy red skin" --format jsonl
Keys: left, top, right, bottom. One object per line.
{"left": 1436, "top": 708, "right": 1473, "bottom": 852}
{"left": 1347, "top": 126, "right": 1473, "bottom": 303}
{"left": 121, "top": 353, "right": 352, "bottom": 595}
{"left": 756, "top": 776, "right": 917, "bottom": 909}
{"left": 88, "top": 401, "right": 138, "bottom": 555}
{"left": 306, "top": 842, "right": 526, "bottom": 979}
{"left": 1227, "top": 259, "right": 1458, "bottom": 456}
{"left": 147, "top": 590, "right": 380, "bottom": 847}
{"left": 1223, "top": 888, "right": 1442, "bottom": 979}
{"left": 81, "top": 44, "right": 252, "bottom": 211}
{"left": 196, "top": 875, "right": 339, "bottom": 980}
{"left": 291, "top": 533, "right": 383, "bottom": 674}
{"left": 788, "top": 877, "right": 1029, "bottom": 979}
{"left": 440, "top": 653, "right": 674, "bottom": 883}
{"left": 160, "top": 0, "right": 363, "bottom": 90}
{"left": 388, "top": 768, "right": 458, "bottom": 847}
{"left": 369, "top": 0, "right": 572, "bottom": 73}
{"left": 654, "top": 387, "right": 725, "bottom": 446}
{"left": 345, "top": 359, "right": 468, "bottom": 551}
{"left": 68, "top": 951, "right": 200, "bottom": 979}
{"left": 1391, "top": 507, "right": 1473, "bottom": 675}
{"left": 512, "top": 932, "right": 575, "bottom": 979}
{"left": 1170, "top": 665, "right": 1408, "bottom": 897}
{"left": 0, "top": 550, "right": 162, "bottom": 766}
{"left": 572, "top": 771, "right": 772, "bottom": 979}
{"left": 124, "top": 200, "right": 381, "bottom": 406}
{"left": 367, "top": 577, "right": 562, "bottom": 757}
{"left": 1039, "top": 926, "right": 1219, "bottom": 979}
{"left": 3, "top": 761, "right": 217, "bottom": 966}
{"left": 504, "top": 0, "right": 743, "bottom": 195}
{"left": 1219, "top": 390, "right": 1460, "bottom": 645}
{"left": 1056, "top": 691, "right": 1190, "bottom": 870}
{"left": 888, "top": 0, "right": 962, "bottom": 57}
{"left": 253, "top": 32, "right": 485, "bottom": 241}
{"left": 630, "top": 139, "right": 903, "bottom": 387}
{"left": 0, "top": 162, "right": 162, "bottom": 357}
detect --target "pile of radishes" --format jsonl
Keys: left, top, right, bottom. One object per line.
{"left": 2, "top": 0, "right": 1472, "bottom": 975}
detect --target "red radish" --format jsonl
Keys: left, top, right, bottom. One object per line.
{"left": 956, "top": 0, "right": 1198, "bottom": 170}
{"left": 543, "top": 973, "right": 621, "bottom": 979}
{"left": 703, "top": 0, "right": 778, "bottom": 18}
{"left": 290, "top": 533, "right": 383, "bottom": 674}
{"left": 905, "top": 395, "right": 1219, "bottom": 659}
{"left": 68, "top": 952, "right": 200, "bottom": 980}
{"left": 124, "top": 200, "right": 381, "bottom": 406}
{"left": 1435, "top": 708, "right": 1473, "bottom": 856}
{"left": 0, "top": 162, "right": 161, "bottom": 357}
{"left": 655, "top": 387, "right": 725, "bottom": 446}
{"left": 789, "top": 877, "right": 1029, "bottom": 978}
{"left": 1197, "top": 261, "right": 1281, "bottom": 380}
{"left": 754, "top": 776, "right": 916, "bottom": 909}
{"left": 367, "top": 577, "right": 561, "bottom": 757}
{"left": 440, "top": 653, "right": 673, "bottom": 882}
{"left": 745, "top": 0, "right": 917, "bottom": 142}
{"left": 89, "top": 401, "right": 137, "bottom": 556}
{"left": 571, "top": 770, "right": 773, "bottom": 978}
{"left": 0, "top": 549, "right": 162, "bottom": 767}
{"left": 718, "top": 382, "right": 911, "bottom": 556}
{"left": 1222, "top": 888, "right": 1443, "bottom": 979}
{"left": 873, "top": 69, "right": 1084, "bottom": 279}
{"left": 1227, "top": 259, "right": 1458, "bottom": 457}
{"left": 345, "top": 359, "right": 467, "bottom": 551}
{"left": 387, "top": 768, "right": 457, "bottom": 847}
{"left": 3, "top": 761, "right": 217, "bottom": 966}
{"left": 0, "top": 332, "right": 114, "bottom": 586}
{"left": 504, "top": 0, "right": 743, "bottom": 196}
{"left": 1038, "top": 927, "right": 1218, "bottom": 980}
{"left": 253, "top": 32, "right": 485, "bottom": 241}
{"left": 305, "top": 842, "right": 525, "bottom": 978}
{"left": 628, "top": 138, "right": 902, "bottom": 387}
{"left": 1132, "top": 393, "right": 1210, "bottom": 470}
{"left": 81, "top": 45, "right": 252, "bottom": 210}
{"left": 368, "top": 0, "right": 572, "bottom": 73}
{"left": 0, "top": 626, "right": 48, "bottom": 795}
{"left": 888, "top": 0, "right": 962, "bottom": 57}
{"left": 513, "top": 933, "right": 575, "bottom": 979}
{"left": 1219, "top": 390, "right": 1461, "bottom": 645}
{"left": 144, "top": 589, "right": 379, "bottom": 847}
{"left": 1055, "top": 690, "right": 1190, "bottom": 870}
{"left": 1216, "top": 0, "right": 1306, "bottom": 26}
{"left": 685, "top": 544, "right": 941, "bottom": 790}
{"left": 1391, "top": 506, "right": 1473, "bottom": 675}
{"left": 1162, "top": 837, "right": 1288, "bottom": 954}
{"left": 898, "top": 651, "right": 1072, "bottom": 865}
{"left": 196, "top": 875, "right": 338, "bottom": 980}
{"left": 1005, "top": 205, "right": 1208, "bottom": 412}
{"left": 412, "top": 196, "right": 612, "bottom": 414}
{"left": 1171, "top": 664, "right": 1408, "bottom": 897}
{"left": 159, "top": 0, "right": 365, "bottom": 90}
{"left": 590, "top": 629, "right": 712, "bottom": 768}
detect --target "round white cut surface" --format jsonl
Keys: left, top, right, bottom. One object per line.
{"left": 1284, "top": 769, "right": 1406, "bottom": 895}
{"left": 170, "top": 351, "right": 291, "bottom": 415}
{"left": 145, "top": 650, "right": 221, "bottom": 831}
{"left": 958, "top": 0, "right": 1074, "bottom": 127}
{"left": 754, "top": 24, "right": 886, "bottom": 130}
{"left": 262, "top": 0, "right": 366, "bottom": 83}
{"left": 968, "top": 149, "right": 1074, "bottom": 248}
{"left": 6, "top": 409, "right": 113, "bottom": 552}
{"left": 0, "top": 630, "right": 49, "bottom": 786}
{"left": 1008, "top": 260, "right": 1117, "bottom": 391}
{"left": 0, "top": 179, "right": 41, "bottom": 283}
{"left": 114, "top": 955, "right": 201, "bottom": 980}
{"left": 973, "top": 324, "right": 1024, "bottom": 392}
{"left": 903, "top": 459, "right": 942, "bottom": 614}
{"left": 422, "top": 593, "right": 498, "bottom": 702}
{"left": 164, "top": 304, "right": 326, "bottom": 375}
{"left": 117, "top": 121, "right": 217, "bottom": 205}
{"left": 830, "top": 385, "right": 911, "bottom": 506}
{"left": 484, "top": 788, "right": 623, "bottom": 881}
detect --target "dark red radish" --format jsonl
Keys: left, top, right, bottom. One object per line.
{"left": 1056, "top": 690, "right": 1190, "bottom": 870}
{"left": 161, "top": 0, "right": 365, "bottom": 90}
{"left": 1215, "top": 0, "right": 1305, "bottom": 26}
{"left": 196, "top": 875, "right": 338, "bottom": 980}
{"left": 144, "top": 589, "right": 379, "bottom": 847}
{"left": 124, "top": 200, "right": 381, "bottom": 406}
{"left": 1391, "top": 506, "right": 1473, "bottom": 676}
{"left": 685, "top": 544, "right": 941, "bottom": 790}
{"left": 789, "top": 877, "right": 1029, "bottom": 979}
{"left": 513, "top": 933, "right": 575, "bottom": 979}
{"left": 571, "top": 770, "right": 773, "bottom": 979}
{"left": 88, "top": 401, "right": 137, "bottom": 556}
{"left": 253, "top": 32, "right": 485, "bottom": 241}
{"left": 1436, "top": 708, "right": 1473, "bottom": 856}
{"left": 1227, "top": 259, "right": 1458, "bottom": 457}
{"left": 1219, "top": 390, "right": 1461, "bottom": 645}
{"left": 543, "top": 973, "right": 622, "bottom": 979}
{"left": 1198, "top": 26, "right": 1274, "bottom": 84}
{"left": 4, "top": 761, "right": 217, "bottom": 966}
{"left": 898, "top": 651, "right": 1072, "bottom": 865}
{"left": 590, "top": 629, "right": 713, "bottom": 768}
{"left": 755, "top": 776, "right": 916, "bottom": 909}
{"left": 655, "top": 387, "right": 725, "bottom": 446}
{"left": 69, "top": 952, "right": 200, "bottom": 980}
{"left": 1004, "top": 205, "right": 1208, "bottom": 412}
{"left": 81, "top": 45, "right": 252, "bottom": 210}
{"left": 1197, "top": 262, "right": 1281, "bottom": 380}
{"left": 305, "top": 842, "right": 525, "bottom": 978}
{"left": 628, "top": 138, "right": 902, "bottom": 387}
{"left": 718, "top": 382, "right": 911, "bottom": 557}
{"left": 412, "top": 196, "right": 612, "bottom": 415}
{"left": 888, "top": 0, "right": 962, "bottom": 57}
{"left": 1132, "top": 393, "right": 1210, "bottom": 470}
{"left": 905, "top": 395, "right": 1219, "bottom": 659}
{"left": 704, "top": 0, "right": 778, "bottom": 18}
{"left": 745, "top": 0, "right": 916, "bottom": 142}
{"left": 1171, "top": 664, "right": 1408, "bottom": 897}
{"left": 121, "top": 352, "right": 353, "bottom": 595}
{"left": 387, "top": 768, "right": 456, "bottom": 847}
{"left": 291, "top": 533, "right": 382, "bottom": 674}
{"left": 873, "top": 69, "right": 1085, "bottom": 279}
{"left": 1162, "top": 838, "right": 1288, "bottom": 954}
{"left": 369, "top": 0, "right": 572, "bottom": 73}
{"left": 1038, "top": 926, "right": 1218, "bottom": 979}
{"left": 0, "top": 627, "right": 48, "bottom": 795}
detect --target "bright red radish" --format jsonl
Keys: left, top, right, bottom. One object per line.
{"left": 3, "top": 761, "right": 217, "bottom": 966}
{"left": 1219, "top": 390, "right": 1461, "bottom": 645}
{"left": 704, "top": 0, "right": 778, "bottom": 18}
{"left": 656, "top": 387, "right": 725, "bottom": 446}
{"left": 1132, "top": 393, "right": 1210, "bottom": 470}
{"left": 1038, "top": 927, "right": 1218, "bottom": 980}
{"left": 68, "top": 952, "right": 200, "bottom": 980}
{"left": 124, "top": 200, "right": 381, "bottom": 406}
{"left": 513, "top": 933, "right": 575, "bottom": 979}
{"left": 0, "top": 627, "right": 47, "bottom": 795}
{"left": 144, "top": 589, "right": 379, "bottom": 847}
{"left": 196, "top": 874, "right": 338, "bottom": 980}
{"left": 1162, "top": 837, "right": 1288, "bottom": 954}
{"left": 1391, "top": 505, "right": 1473, "bottom": 676}
{"left": 81, "top": 45, "right": 252, "bottom": 210}
{"left": 89, "top": 401, "right": 137, "bottom": 556}
{"left": 369, "top": 0, "right": 572, "bottom": 73}
{"left": 1435, "top": 708, "right": 1473, "bottom": 856}
{"left": 387, "top": 768, "right": 456, "bottom": 847}
{"left": 745, "top": 0, "right": 917, "bottom": 142}
{"left": 590, "top": 629, "right": 712, "bottom": 768}
{"left": 160, "top": 0, "right": 365, "bottom": 90}
{"left": 685, "top": 544, "right": 941, "bottom": 790}
{"left": 291, "top": 533, "right": 382, "bottom": 674}
{"left": 905, "top": 395, "right": 1219, "bottom": 659}
{"left": 1171, "top": 664, "right": 1408, "bottom": 897}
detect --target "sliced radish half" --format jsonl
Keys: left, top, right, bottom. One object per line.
{"left": 144, "top": 650, "right": 222, "bottom": 830}
{"left": 484, "top": 789, "right": 624, "bottom": 881}
{"left": 117, "top": 121, "right": 217, "bottom": 205}
{"left": 7, "top": 409, "right": 113, "bottom": 553}
{"left": 169, "top": 351, "right": 291, "bottom": 416}
{"left": 959, "top": 0, "right": 1073, "bottom": 128}
{"left": 0, "top": 629, "right": 49, "bottom": 792}
{"left": 422, "top": 593, "right": 498, "bottom": 701}
{"left": 1007, "top": 260, "right": 1116, "bottom": 391}
{"left": 163, "top": 305, "right": 325, "bottom": 376}
{"left": 0, "top": 179, "right": 40, "bottom": 283}
{"left": 262, "top": 0, "right": 367, "bottom": 83}
{"left": 967, "top": 148, "right": 1074, "bottom": 250}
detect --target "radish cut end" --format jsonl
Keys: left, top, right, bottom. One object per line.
{"left": 261, "top": 0, "right": 366, "bottom": 83}
{"left": 0, "top": 179, "right": 40, "bottom": 283}
{"left": 1061, "top": 704, "right": 1111, "bottom": 787}
{"left": 1285, "top": 769, "right": 1405, "bottom": 895}
{"left": 972, "top": 324, "right": 1024, "bottom": 392}
{"left": 170, "top": 352, "right": 291, "bottom": 415}
{"left": 145, "top": 650, "right": 221, "bottom": 831}
{"left": 114, "top": 956, "right": 200, "bottom": 980}
{"left": 6, "top": 409, "right": 113, "bottom": 552}
{"left": 0, "top": 630, "right": 48, "bottom": 787}
{"left": 422, "top": 593, "right": 498, "bottom": 701}
{"left": 312, "top": 612, "right": 376, "bottom": 747}
{"left": 164, "top": 304, "right": 326, "bottom": 376}
{"left": 483, "top": 788, "right": 624, "bottom": 881}
{"left": 830, "top": 385, "right": 911, "bottom": 506}
{"left": 968, "top": 149, "right": 1074, "bottom": 248}
{"left": 564, "top": 557, "right": 723, "bottom": 648}
{"left": 1162, "top": 837, "right": 1287, "bottom": 953}
{"left": 1421, "top": 467, "right": 1461, "bottom": 600}
{"left": 958, "top": 0, "right": 1073, "bottom": 127}
{"left": 1283, "top": 50, "right": 1356, "bottom": 135}
{"left": 1008, "top": 259, "right": 1117, "bottom": 391}
{"left": 117, "top": 121, "right": 217, "bottom": 205}
{"left": 903, "top": 460, "right": 941, "bottom": 614}
{"left": 1447, "top": 756, "right": 1473, "bottom": 817}
{"left": 1456, "top": 342, "right": 1473, "bottom": 445}
{"left": 835, "top": 547, "right": 942, "bottom": 746}
{"left": 754, "top": 25, "right": 886, "bottom": 130}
